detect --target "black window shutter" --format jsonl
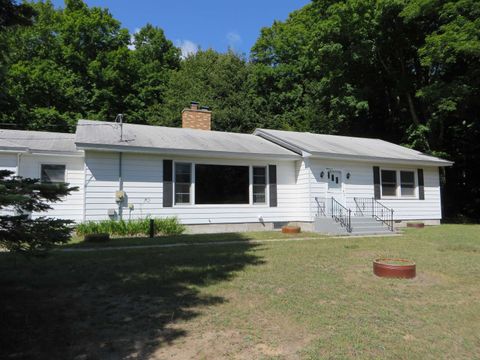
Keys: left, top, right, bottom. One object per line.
{"left": 418, "top": 169, "right": 425, "bottom": 200}
{"left": 163, "top": 160, "right": 173, "bottom": 207}
{"left": 269, "top": 165, "right": 277, "bottom": 207}
{"left": 373, "top": 166, "right": 380, "bottom": 199}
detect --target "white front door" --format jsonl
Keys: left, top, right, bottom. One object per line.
{"left": 326, "top": 170, "right": 345, "bottom": 212}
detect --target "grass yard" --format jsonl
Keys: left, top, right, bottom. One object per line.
{"left": 65, "top": 230, "right": 326, "bottom": 248}
{"left": 1, "top": 225, "right": 479, "bottom": 359}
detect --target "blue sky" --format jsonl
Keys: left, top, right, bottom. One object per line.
{"left": 50, "top": 0, "right": 311, "bottom": 57}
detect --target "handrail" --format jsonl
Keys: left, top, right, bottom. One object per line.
{"left": 331, "top": 197, "right": 352, "bottom": 232}
{"left": 354, "top": 197, "right": 366, "bottom": 216}
{"left": 354, "top": 197, "right": 394, "bottom": 231}
{"left": 315, "top": 196, "right": 327, "bottom": 217}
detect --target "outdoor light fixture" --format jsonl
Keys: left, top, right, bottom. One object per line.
{"left": 346, "top": 172, "right": 351, "bottom": 179}
{"left": 320, "top": 171, "right": 324, "bottom": 178}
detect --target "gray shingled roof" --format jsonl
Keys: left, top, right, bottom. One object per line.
{"left": 254, "top": 128, "right": 453, "bottom": 166}
{"left": 75, "top": 120, "right": 299, "bottom": 159}
{"left": 0, "top": 129, "right": 78, "bottom": 153}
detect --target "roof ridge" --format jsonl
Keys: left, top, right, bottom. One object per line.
{"left": 79, "top": 119, "right": 266, "bottom": 138}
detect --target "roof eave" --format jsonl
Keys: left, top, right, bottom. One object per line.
{"left": 0, "top": 146, "right": 29, "bottom": 153}
{"left": 28, "top": 149, "right": 84, "bottom": 157}
{"left": 309, "top": 152, "right": 454, "bottom": 166}
{"left": 75, "top": 142, "right": 300, "bottom": 161}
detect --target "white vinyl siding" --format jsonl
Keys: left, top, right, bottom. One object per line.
{"left": 310, "top": 159, "right": 442, "bottom": 221}
{"left": 0, "top": 153, "right": 20, "bottom": 216}
{"left": 16, "top": 154, "right": 84, "bottom": 222}
{"left": 295, "top": 159, "right": 313, "bottom": 220}
{"left": 83, "top": 151, "right": 308, "bottom": 224}
{"left": 0, "top": 153, "right": 18, "bottom": 174}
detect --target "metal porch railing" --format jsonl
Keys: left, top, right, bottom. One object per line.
{"left": 331, "top": 197, "right": 352, "bottom": 233}
{"left": 354, "top": 197, "right": 394, "bottom": 231}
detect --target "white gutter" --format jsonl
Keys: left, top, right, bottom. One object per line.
{"left": 307, "top": 152, "right": 454, "bottom": 167}
{"left": 28, "top": 151, "right": 84, "bottom": 157}
{"left": 0, "top": 148, "right": 28, "bottom": 153}
{"left": 75, "top": 142, "right": 301, "bottom": 161}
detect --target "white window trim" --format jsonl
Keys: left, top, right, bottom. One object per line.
{"left": 252, "top": 165, "right": 269, "bottom": 205}
{"left": 399, "top": 170, "right": 417, "bottom": 198}
{"left": 39, "top": 163, "right": 67, "bottom": 184}
{"left": 380, "top": 168, "right": 418, "bottom": 199}
{"left": 173, "top": 161, "right": 193, "bottom": 205}
{"left": 173, "top": 161, "right": 271, "bottom": 208}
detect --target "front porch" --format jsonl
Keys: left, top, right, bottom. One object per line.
{"left": 314, "top": 197, "right": 395, "bottom": 235}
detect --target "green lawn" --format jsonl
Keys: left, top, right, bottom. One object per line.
{"left": 1, "top": 225, "right": 479, "bottom": 359}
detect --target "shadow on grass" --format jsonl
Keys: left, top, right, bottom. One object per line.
{"left": 0, "top": 233, "right": 262, "bottom": 359}
{"left": 63, "top": 230, "right": 319, "bottom": 249}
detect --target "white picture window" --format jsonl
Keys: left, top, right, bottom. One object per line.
{"left": 195, "top": 164, "right": 249, "bottom": 204}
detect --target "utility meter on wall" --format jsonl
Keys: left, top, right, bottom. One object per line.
{"left": 115, "top": 190, "right": 125, "bottom": 203}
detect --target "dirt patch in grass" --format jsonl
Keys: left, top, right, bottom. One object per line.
{"left": 438, "top": 244, "right": 479, "bottom": 253}
{"left": 153, "top": 316, "right": 314, "bottom": 360}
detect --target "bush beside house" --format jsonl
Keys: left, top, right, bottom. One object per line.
{"left": 76, "top": 217, "right": 185, "bottom": 237}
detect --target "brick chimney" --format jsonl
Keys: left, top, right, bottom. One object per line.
{"left": 182, "top": 101, "right": 212, "bottom": 130}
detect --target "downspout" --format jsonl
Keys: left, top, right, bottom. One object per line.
{"left": 82, "top": 159, "right": 87, "bottom": 222}
{"left": 118, "top": 152, "right": 123, "bottom": 220}
{"left": 16, "top": 152, "right": 22, "bottom": 176}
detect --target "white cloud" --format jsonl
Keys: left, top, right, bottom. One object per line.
{"left": 176, "top": 39, "right": 199, "bottom": 59}
{"left": 226, "top": 31, "right": 242, "bottom": 49}
{"left": 128, "top": 28, "right": 141, "bottom": 50}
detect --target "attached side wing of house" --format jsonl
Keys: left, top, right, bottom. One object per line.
{"left": 0, "top": 130, "right": 85, "bottom": 222}
{"left": 254, "top": 128, "right": 453, "bottom": 231}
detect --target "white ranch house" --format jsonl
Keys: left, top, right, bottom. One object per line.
{"left": 0, "top": 104, "right": 452, "bottom": 235}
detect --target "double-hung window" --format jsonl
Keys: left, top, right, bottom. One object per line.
{"left": 380, "top": 169, "right": 417, "bottom": 198}
{"left": 41, "top": 164, "right": 66, "bottom": 184}
{"left": 253, "top": 166, "right": 267, "bottom": 204}
{"left": 400, "top": 171, "right": 415, "bottom": 196}
{"left": 380, "top": 170, "right": 397, "bottom": 197}
{"left": 175, "top": 163, "right": 192, "bottom": 204}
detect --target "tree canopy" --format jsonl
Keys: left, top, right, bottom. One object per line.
{"left": 1, "top": 0, "right": 479, "bottom": 220}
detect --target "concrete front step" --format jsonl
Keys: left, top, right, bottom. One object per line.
{"left": 315, "top": 216, "right": 393, "bottom": 235}
{"left": 350, "top": 229, "right": 395, "bottom": 235}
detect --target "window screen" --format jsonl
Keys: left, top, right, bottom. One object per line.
{"left": 175, "top": 163, "right": 191, "bottom": 204}
{"left": 195, "top": 164, "right": 249, "bottom": 204}
{"left": 41, "top": 164, "right": 65, "bottom": 183}
{"left": 400, "top": 171, "right": 415, "bottom": 196}
{"left": 253, "top": 167, "right": 266, "bottom": 204}
{"left": 381, "top": 170, "right": 397, "bottom": 196}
